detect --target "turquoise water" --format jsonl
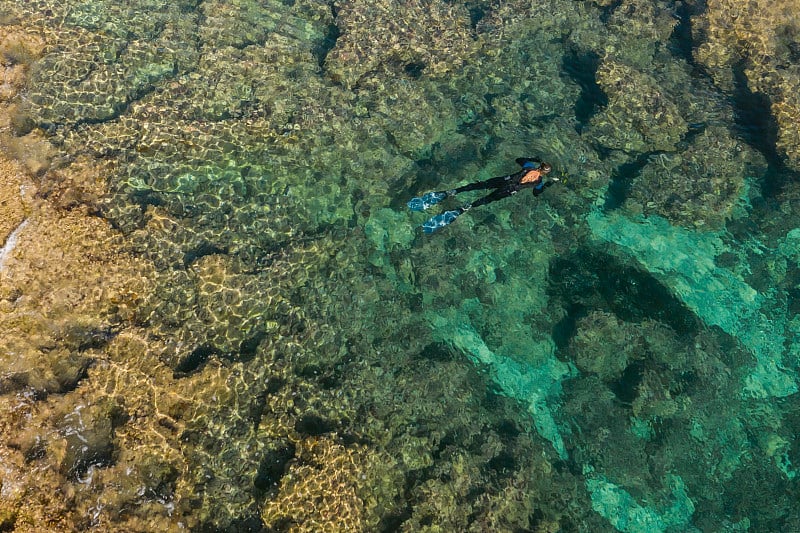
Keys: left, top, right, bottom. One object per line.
{"left": 2, "top": 0, "right": 800, "bottom": 531}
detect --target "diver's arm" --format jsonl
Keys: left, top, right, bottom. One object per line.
{"left": 532, "top": 180, "right": 555, "bottom": 196}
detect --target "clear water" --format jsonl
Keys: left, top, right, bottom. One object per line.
{"left": 1, "top": 0, "right": 799, "bottom": 531}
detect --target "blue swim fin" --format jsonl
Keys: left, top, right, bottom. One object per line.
{"left": 407, "top": 191, "right": 447, "bottom": 212}
{"left": 422, "top": 210, "right": 461, "bottom": 233}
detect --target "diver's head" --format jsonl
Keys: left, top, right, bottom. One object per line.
{"left": 540, "top": 162, "right": 552, "bottom": 174}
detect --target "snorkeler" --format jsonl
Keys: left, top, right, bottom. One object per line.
{"left": 407, "top": 158, "right": 558, "bottom": 233}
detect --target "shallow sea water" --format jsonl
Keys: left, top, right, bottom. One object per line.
{"left": 1, "top": 0, "right": 800, "bottom": 531}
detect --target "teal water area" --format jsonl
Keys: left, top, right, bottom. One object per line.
{"left": 3, "top": 0, "right": 800, "bottom": 531}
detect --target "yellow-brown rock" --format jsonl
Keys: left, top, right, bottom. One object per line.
{"left": 262, "top": 436, "right": 377, "bottom": 531}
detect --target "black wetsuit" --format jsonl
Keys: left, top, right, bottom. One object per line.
{"left": 450, "top": 157, "right": 554, "bottom": 214}
{"left": 409, "top": 157, "right": 556, "bottom": 233}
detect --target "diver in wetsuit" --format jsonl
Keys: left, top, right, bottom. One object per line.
{"left": 407, "top": 158, "right": 557, "bottom": 233}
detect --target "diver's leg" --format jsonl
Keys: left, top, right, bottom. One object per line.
{"left": 450, "top": 175, "right": 510, "bottom": 194}
{"left": 409, "top": 174, "right": 512, "bottom": 211}
{"left": 467, "top": 187, "right": 512, "bottom": 209}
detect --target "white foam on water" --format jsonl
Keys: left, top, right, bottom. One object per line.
{"left": 0, "top": 218, "right": 29, "bottom": 273}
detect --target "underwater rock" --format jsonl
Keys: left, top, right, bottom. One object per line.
{"left": 254, "top": 441, "right": 296, "bottom": 491}
{"left": 16, "top": 6, "right": 193, "bottom": 129}
{"left": 55, "top": 398, "right": 125, "bottom": 481}
{"left": 429, "top": 301, "right": 575, "bottom": 459}
{"left": 35, "top": 155, "right": 111, "bottom": 212}
{"left": 0, "top": 186, "right": 155, "bottom": 395}
{"left": 365, "top": 206, "right": 416, "bottom": 288}
{"left": 142, "top": 252, "right": 297, "bottom": 370}
{"left": 602, "top": 0, "right": 678, "bottom": 69}
{"left": 586, "top": 470, "right": 695, "bottom": 533}
{"left": 588, "top": 59, "right": 688, "bottom": 153}
{"left": 200, "top": 0, "right": 332, "bottom": 50}
{"left": 625, "top": 124, "right": 765, "bottom": 229}
{"left": 261, "top": 437, "right": 375, "bottom": 531}
{"left": 0, "top": 155, "right": 29, "bottom": 252}
{"left": 0, "top": 29, "right": 44, "bottom": 67}
{"left": 570, "top": 311, "right": 642, "bottom": 381}
{"left": 0, "top": 64, "right": 24, "bottom": 103}
{"left": 2, "top": 130, "right": 56, "bottom": 177}
{"left": 6, "top": 0, "right": 800, "bottom": 530}
{"left": 325, "top": 0, "right": 477, "bottom": 89}
{"left": 366, "top": 76, "right": 459, "bottom": 160}
{"left": 6, "top": 103, "right": 35, "bottom": 136}
{"left": 366, "top": 207, "right": 415, "bottom": 254}
{"left": 693, "top": 0, "right": 800, "bottom": 171}
{"left": 772, "top": 95, "right": 800, "bottom": 171}
{"left": 131, "top": 452, "right": 180, "bottom": 503}
{"left": 25, "top": 36, "right": 181, "bottom": 126}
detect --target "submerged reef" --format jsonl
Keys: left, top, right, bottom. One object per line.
{"left": 1, "top": 0, "right": 800, "bottom": 531}
{"left": 625, "top": 125, "right": 765, "bottom": 229}
{"left": 588, "top": 58, "right": 688, "bottom": 154}
{"left": 325, "top": 0, "right": 478, "bottom": 89}
{"left": 694, "top": 0, "right": 800, "bottom": 171}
